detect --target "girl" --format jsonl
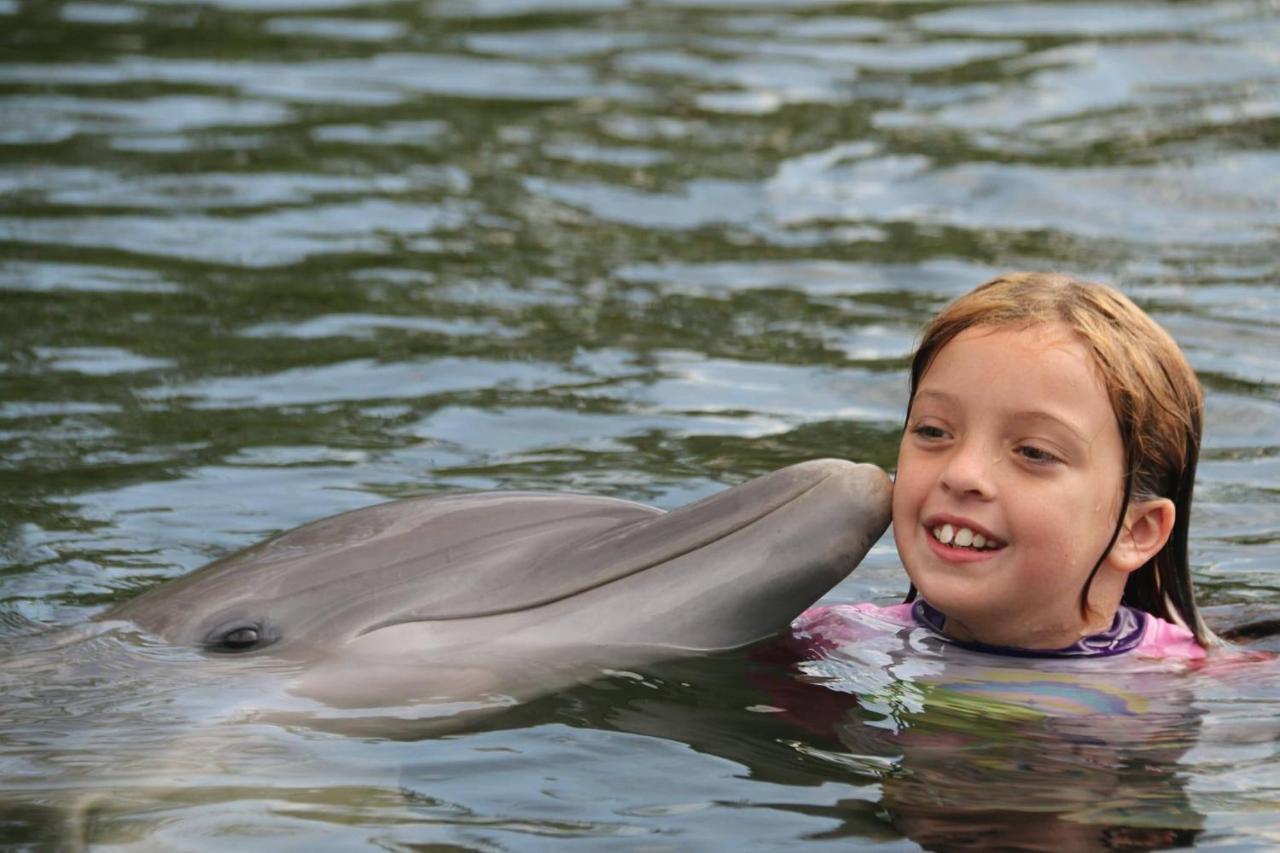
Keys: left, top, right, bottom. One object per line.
{"left": 798, "top": 271, "right": 1213, "bottom": 659}
{"left": 773, "top": 273, "right": 1222, "bottom": 849}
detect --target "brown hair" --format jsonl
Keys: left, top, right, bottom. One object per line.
{"left": 902, "top": 272, "right": 1212, "bottom": 646}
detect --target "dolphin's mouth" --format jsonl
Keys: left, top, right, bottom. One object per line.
{"left": 356, "top": 463, "right": 842, "bottom": 637}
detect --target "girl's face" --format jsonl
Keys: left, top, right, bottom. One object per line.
{"left": 892, "top": 323, "right": 1132, "bottom": 649}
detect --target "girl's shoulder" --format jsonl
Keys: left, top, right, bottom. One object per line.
{"left": 1136, "top": 611, "right": 1207, "bottom": 660}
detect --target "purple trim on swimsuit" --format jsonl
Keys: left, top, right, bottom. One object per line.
{"left": 912, "top": 600, "right": 1148, "bottom": 658}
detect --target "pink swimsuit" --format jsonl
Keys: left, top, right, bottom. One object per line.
{"left": 795, "top": 601, "right": 1206, "bottom": 660}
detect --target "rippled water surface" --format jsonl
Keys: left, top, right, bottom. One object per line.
{"left": 2, "top": 0, "right": 1279, "bottom": 848}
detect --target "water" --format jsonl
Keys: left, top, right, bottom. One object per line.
{"left": 2, "top": 0, "right": 1278, "bottom": 848}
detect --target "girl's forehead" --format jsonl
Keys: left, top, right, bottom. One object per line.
{"left": 929, "top": 322, "right": 1098, "bottom": 378}
{"left": 918, "top": 323, "right": 1116, "bottom": 419}
{"left": 951, "top": 321, "right": 1080, "bottom": 350}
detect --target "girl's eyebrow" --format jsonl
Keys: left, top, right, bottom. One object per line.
{"left": 914, "top": 389, "right": 1091, "bottom": 444}
{"left": 1015, "top": 411, "right": 1091, "bottom": 445}
{"left": 914, "top": 389, "right": 955, "bottom": 406}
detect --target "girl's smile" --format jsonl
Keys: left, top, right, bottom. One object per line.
{"left": 925, "top": 514, "right": 1005, "bottom": 553}
{"left": 924, "top": 514, "right": 1005, "bottom": 564}
{"left": 892, "top": 322, "right": 1135, "bottom": 649}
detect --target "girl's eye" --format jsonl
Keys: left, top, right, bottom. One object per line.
{"left": 1016, "top": 444, "right": 1061, "bottom": 465}
{"left": 910, "top": 423, "right": 949, "bottom": 441}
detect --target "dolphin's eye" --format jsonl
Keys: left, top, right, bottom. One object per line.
{"left": 222, "top": 627, "right": 261, "bottom": 648}
{"left": 204, "top": 622, "right": 273, "bottom": 654}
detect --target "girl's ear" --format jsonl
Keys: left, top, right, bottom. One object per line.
{"left": 1109, "top": 498, "right": 1176, "bottom": 573}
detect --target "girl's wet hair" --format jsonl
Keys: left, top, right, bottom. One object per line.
{"left": 903, "top": 272, "right": 1213, "bottom": 646}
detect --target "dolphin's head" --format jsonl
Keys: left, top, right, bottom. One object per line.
{"left": 106, "top": 459, "right": 891, "bottom": 707}
{"left": 105, "top": 489, "right": 667, "bottom": 657}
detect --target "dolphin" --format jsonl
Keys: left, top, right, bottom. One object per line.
{"left": 102, "top": 458, "right": 892, "bottom": 712}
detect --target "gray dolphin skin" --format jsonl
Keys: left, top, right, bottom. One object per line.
{"left": 104, "top": 458, "right": 891, "bottom": 709}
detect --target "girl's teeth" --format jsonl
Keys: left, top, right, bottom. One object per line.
{"left": 932, "top": 525, "right": 995, "bottom": 550}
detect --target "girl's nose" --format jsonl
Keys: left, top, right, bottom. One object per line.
{"left": 940, "top": 440, "right": 996, "bottom": 498}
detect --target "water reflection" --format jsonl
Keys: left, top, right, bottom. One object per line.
{"left": 477, "top": 645, "right": 1220, "bottom": 851}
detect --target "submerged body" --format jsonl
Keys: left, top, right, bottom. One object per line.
{"left": 102, "top": 458, "right": 892, "bottom": 711}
